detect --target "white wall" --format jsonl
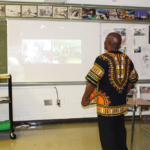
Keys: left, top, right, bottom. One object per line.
{"left": 67, "top": 0, "right": 150, "bottom": 7}
{"left": 0, "top": 82, "right": 145, "bottom": 121}
{"left": 0, "top": 85, "right": 98, "bottom": 121}
{"left": 5, "top": 0, "right": 150, "bottom": 7}
{"left": 1, "top": 0, "right": 150, "bottom": 122}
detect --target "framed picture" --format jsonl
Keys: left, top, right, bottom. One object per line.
{"left": 135, "top": 10, "right": 147, "bottom": 20}
{"left": 83, "top": 8, "right": 96, "bottom": 19}
{"left": 68, "top": 7, "right": 82, "bottom": 19}
{"left": 22, "top": 6, "right": 37, "bottom": 17}
{"left": 122, "top": 9, "right": 135, "bottom": 20}
{"left": 6, "top": 5, "right": 20, "bottom": 17}
{"left": 148, "top": 11, "right": 150, "bottom": 21}
{"left": 0, "top": 5, "right": 5, "bottom": 16}
{"left": 53, "top": 7, "right": 67, "bottom": 18}
{"left": 38, "top": 6, "right": 52, "bottom": 17}
{"left": 96, "top": 9, "right": 109, "bottom": 20}
{"left": 109, "top": 9, "right": 122, "bottom": 20}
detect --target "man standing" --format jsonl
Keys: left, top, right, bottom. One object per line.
{"left": 81, "top": 33, "right": 138, "bottom": 150}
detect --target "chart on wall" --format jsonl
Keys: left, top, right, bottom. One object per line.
{"left": 101, "top": 23, "right": 150, "bottom": 80}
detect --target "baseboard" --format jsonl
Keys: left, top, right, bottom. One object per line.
{"left": 13, "top": 116, "right": 141, "bottom": 126}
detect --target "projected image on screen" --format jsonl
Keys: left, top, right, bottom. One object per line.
{"left": 8, "top": 20, "right": 99, "bottom": 82}
{"left": 52, "top": 40, "right": 82, "bottom": 64}
{"left": 22, "top": 40, "right": 52, "bottom": 64}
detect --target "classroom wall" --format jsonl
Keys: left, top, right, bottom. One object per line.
{"left": 0, "top": 85, "right": 98, "bottom": 121}
{"left": 0, "top": 0, "right": 149, "bottom": 122}
{"left": 0, "top": 83, "right": 143, "bottom": 122}
{"left": 7, "top": 0, "right": 150, "bottom": 7}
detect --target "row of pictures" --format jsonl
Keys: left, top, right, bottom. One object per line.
{"left": 0, "top": 5, "right": 150, "bottom": 21}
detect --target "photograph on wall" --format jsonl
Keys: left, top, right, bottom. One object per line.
{"left": 0, "top": 5, "right": 5, "bottom": 16}
{"left": 134, "top": 28, "right": 146, "bottom": 36}
{"left": 6, "top": 5, "right": 20, "bottom": 17}
{"left": 134, "top": 46, "right": 141, "bottom": 53}
{"left": 142, "top": 54, "right": 149, "bottom": 69}
{"left": 148, "top": 11, "right": 150, "bottom": 20}
{"left": 82, "top": 8, "right": 96, "bottom": 19}
{"left": 22, "top": 39, "right": 52, "bottom": 64}
{"left": 38, "top": 6, "right": 52, "bottom": 17}
{"left": 53, "top": 7, "right": 67, "bottom": 18}
{"left": 96, "top": 9, "right": 109, "bottom": 20}
{"left": 22, "top": 6, "right": 37, "bottom": 17}
{"left": 135, "top": 10, "right": 147, "bottom": 20}
{"left": 109, "top": 9, "right": 122, "bottom": 20}
{"left": 52, "top": 40, "right": 82, "bottom": 64}
{"left": 140, "top": 86, "right": 150, "bottom": 111}
{"left": 134, "top": 27, "right": 147, "bottom": 46}
{"left": 68, "top": 7, "right": 82, "bottom": 19}
{"left": 122, "top": 10, "right": 135, "bottom": 20}
{"left": 114, "top": 28, "right": 126, "bottom": 45}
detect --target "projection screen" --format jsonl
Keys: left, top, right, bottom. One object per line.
{"left": 7, "top": 19, "right": 100, "bottom": 82}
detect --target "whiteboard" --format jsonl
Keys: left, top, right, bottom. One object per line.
{"left": 101, "top": 23, "right": 150, "bottom": 80}
{"left": 7, "top": 19, "right": 100, "bottom": 82}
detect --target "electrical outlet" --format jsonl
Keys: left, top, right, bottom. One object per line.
{"left": 44, "top": 100, "right": 52, "bottom": 106}
{"left": 57, "top": 99, "right": 61, "bottom": 107}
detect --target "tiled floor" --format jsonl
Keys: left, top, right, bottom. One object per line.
{"left": 0, "top": 120, "right": 150, "bottom": 150}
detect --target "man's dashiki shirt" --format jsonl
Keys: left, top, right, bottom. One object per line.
{"left": 86, "top": 51, "right": 139, "bottom": 116}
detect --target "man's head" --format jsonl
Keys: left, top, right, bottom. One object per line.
{"left": 104, "top": 32, "right": 122, "bottom": 52}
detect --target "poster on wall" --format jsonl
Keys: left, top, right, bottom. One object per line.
{"left": 122, "top": 10, "right": 135, "bottom": 20}
{"left": 22, "top": 6, "right": 37, "bottom": 17}
{"left": 53, "top": 7, "right": 67, "bottom": 18}
{"left": 6, "top": 5, "right": 20, "bottom": 17}
{"left": 38, "top": 6, "right": 52, "bottom": 17}
{"left": 68, "top": 7, "right": 82, "bottom": 19}
{"left": 101, "top": 23, "right": 150, "bottom": 79}
{"left": 148, "top": 11, "right": 150, "bottom": 21}
{"left": 0, "top": 5, "right": 5, "bottom": 16}
{"left": 109, "top": 9, "right": 122, "bottom": 20}
{"left": 82, "top": 8, "right": 96, "bottom": 19}
{"left": 96, "top": 9, "right": 109, "bottom": 20}
{"left": 135, "top": 10, "right": 147, "bottom": 20}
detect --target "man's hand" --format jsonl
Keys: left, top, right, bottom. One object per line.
{"left": 81, "top": 82, "right": 96, "bottom": 107}
{"left": 81, "top": 98, "right": 90, "bottom": 107}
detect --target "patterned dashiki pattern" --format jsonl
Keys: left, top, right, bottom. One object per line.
{"left": 86, "top": 51, "right": 138, "bottom": 116}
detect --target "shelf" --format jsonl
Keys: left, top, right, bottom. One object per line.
{"left": 0, "top": 74, "right": 10, "bottom": 79}
{"left": 0, "top": 130, "right": 12, "bottom": 133}
{"left": 0, "top": 97, "right": 11, "bottom": 103}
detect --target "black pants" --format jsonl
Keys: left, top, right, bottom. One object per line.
{"left": 98, "top": 115, "right": 128, "bottom": 150}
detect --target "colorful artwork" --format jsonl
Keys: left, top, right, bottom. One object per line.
{"left": 109, "top": 9, "right": 122, "bottom": 20}
{"left": 135, "top": 10, "right": 147, "bottom": 20}
{"left": 96, "top": 9, "right": 109, "bottom": 20}
{"left": 83, "top": 8, "right": 96, "bottom": 19}
{"left": 148, "top": 11, "right": 150, "bottom": 20}
{"left": 122, "top": 10, "right": 135, "bottom": 20}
